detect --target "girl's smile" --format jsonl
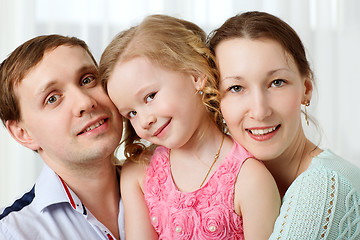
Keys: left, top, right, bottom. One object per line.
{"left": 153, "top": 119, "right": 172, "bottom": 138}
{"left": 107, "top": 56, "right": 208, "bottom": 150}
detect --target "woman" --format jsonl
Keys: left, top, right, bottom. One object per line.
{"left": 208, "top": 11, "right": 360, "bottom": 239}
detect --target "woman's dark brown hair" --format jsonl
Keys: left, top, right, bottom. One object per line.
{"left": 208, "top": 11, "right": 313, "bottom": 81}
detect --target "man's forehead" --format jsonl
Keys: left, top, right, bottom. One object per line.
{"left": 30, "top": 46, "right": 95, "bottom": 76}
{"left": 16, "top": 46, "right": 97, "bottom": 95}
{"left": 43, "top": 45, "right": 93, "bottom": 64}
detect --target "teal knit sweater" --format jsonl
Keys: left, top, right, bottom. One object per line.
{"left": 269, "top": 150, "right": 360, "bottom": 239}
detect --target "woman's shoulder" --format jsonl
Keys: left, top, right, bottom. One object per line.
{"left": 273, "top": 150, "right": 360, "bottom": 239}
{"left": 283, "top": 149, "right": 360, "bottom": 209}
{"left": 307, "top": 149, "right": 360, "bottom": 192}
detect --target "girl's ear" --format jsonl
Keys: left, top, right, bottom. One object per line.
{"left": 192, "top": 73, "right": 207, "bottom": 91}
{"left": 302, "top": 76, "right": 313, "bottom": 103}
{"left": 6, "top": 120, "right": 40, "bottom": 151}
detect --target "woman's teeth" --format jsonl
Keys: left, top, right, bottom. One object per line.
{"left": 249, "top": 126, "right": 277, "bottom": 135}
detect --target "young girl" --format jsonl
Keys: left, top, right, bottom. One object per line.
{"left": 100, "top": 14, "right": 280, "bottom": 239}
{"left": 208, "top": 11, "right": 360, "bottom": 239}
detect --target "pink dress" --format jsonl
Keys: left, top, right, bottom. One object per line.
{"left": 144, "top": 140, "right": 252, "bottom": 240}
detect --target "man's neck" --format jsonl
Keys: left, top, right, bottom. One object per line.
{"left": 51, "top": 158, "right": 121, "bottom": 239}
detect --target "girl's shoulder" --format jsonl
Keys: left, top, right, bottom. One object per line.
{"left": 231, "top": 138, "right": 276, "bottom": 197}
{"left": 121, "top": 147, "right": 165, "bottom": 186}
{"left": 147, "top": 145, "right": 170, "bottom": 168}
{"left": 230, "top": 139, "right": 253, "bottom": 160}
{"left": 237, "top": 157, "right": 277, "bottom": 195}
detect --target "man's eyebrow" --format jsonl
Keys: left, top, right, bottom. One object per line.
{"left": 36, "top": 65, "right": 98, "bottom": 96}
{"left": 77, "top": 64, "right": 98, "bottom": 75}
{"left": 36, "top": 80, "right": 58, "bottom": 96}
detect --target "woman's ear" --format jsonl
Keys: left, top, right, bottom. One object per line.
{"left": 6, "top": 120, "right": 40, "bottom": 151}
{"left": 192, "top": 73, "right": 207, "bottom": 91}
{"left": 302, "top": 76, "right": 313, "bottom": 103}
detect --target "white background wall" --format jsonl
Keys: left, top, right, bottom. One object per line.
{"left": 1, "top": 0, "right": 359, "bottom": 207}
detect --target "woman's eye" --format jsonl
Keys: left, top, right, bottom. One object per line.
{"left": 271, "top": 79, "right": 285, "bottom": 87}
{"left": 81, "top": 75, "right": 96, "bottom": 86}
{"left": 46, "top": 94, "right": 60, "bottom": 104}
{"left": 145, "top": 92, "right": 156, "bottom": 103}
{"left": 228, "top": 85, "right": 243, "bottom": 93}
{"left": 128, "top": 111, "right": 137, "bottom": 118}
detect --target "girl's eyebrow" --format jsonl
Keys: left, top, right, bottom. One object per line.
{"left": 134, "top": 82, "right": 155, "bottom": 97}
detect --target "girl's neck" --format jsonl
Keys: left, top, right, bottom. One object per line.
{"left": 172, "top": 117, "right": 224, "bottom": 158}
{"left": 169, "top": 117, "right": 233, "bottom": 192}
{"left": 263, "top": 131, "right": 321, "bottom": 197}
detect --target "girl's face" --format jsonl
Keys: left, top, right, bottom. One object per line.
{"left": 216, "top": 38, "right": 312, "bottom": 161}
{"left": 107, "top": 56, "right": 206, "bottom": 149}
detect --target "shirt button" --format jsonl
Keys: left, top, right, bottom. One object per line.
{"left": 209, "top": 225, "right": 216, "bottom": 232}
{"left": 175, "top": 226, "right": 182, "bottom": 233}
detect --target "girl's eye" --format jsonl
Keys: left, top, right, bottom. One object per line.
{"left": 271, "top": 79, "right": 286, "bottom": 87}
{"left": 80, "top": 75, "right": 96, "bottom": 86}
{"left": 228, "top": 85, "right": 243, "bottom": 93}
{"left": 145, "top": 92, "right": 156, "bottom": 103}
{"left": 46, "top": 94, "right": 60, "bottom": 105}
{"left": 128, "top": 111, "right": 137, "bottom": 118}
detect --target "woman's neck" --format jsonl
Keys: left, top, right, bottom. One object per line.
{"left": 263, "top": 132, "right": 321, "bottom": 197}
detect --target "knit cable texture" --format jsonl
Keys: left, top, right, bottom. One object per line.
{"left": 269, "top": 150, "right": 360, "bottom": 240}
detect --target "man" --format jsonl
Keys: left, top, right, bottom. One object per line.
{"left": 0, "top": 35, "right": 124, "bottom": 239}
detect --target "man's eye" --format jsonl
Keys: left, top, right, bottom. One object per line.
{"left": 81, "top": 75, "right": 96, "bottom": 86}
{"left": 228, "top": 85, "right": 243, "bottom": 93}
{"left": 46, "top": 94, "right": 60, "bottom": 104}
{"left": 145, "top": 92, "right": 156, "bottom": 103}
{"left": 128, "top": 111, "right": 137, "bottom": 118}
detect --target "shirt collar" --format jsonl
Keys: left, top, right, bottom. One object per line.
{"left": 32, "top": 164, "right": 85, "bottom": 214}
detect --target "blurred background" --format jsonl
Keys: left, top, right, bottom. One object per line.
{"left": 1, "top": 0, "right": 359, "bottom": 206}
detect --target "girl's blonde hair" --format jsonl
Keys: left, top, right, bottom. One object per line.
{"left": 100, "top": 14, "right": 223, "bottom": 162}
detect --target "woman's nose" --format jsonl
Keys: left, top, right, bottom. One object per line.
{"left": 248, "top": 90, "right": 271, "bottom": 121}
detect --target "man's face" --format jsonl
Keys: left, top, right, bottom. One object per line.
{"left": 11, "top": 45, "right": 123, "bottom": 170}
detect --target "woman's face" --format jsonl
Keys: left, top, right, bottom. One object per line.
{"left": 216, "top": 38, "right": 312, "bottom": 160}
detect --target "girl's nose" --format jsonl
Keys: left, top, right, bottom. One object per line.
{"left": 140, "top": 112, "right": 157, "bottom": 129}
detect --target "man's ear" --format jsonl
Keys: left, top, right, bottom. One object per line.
{"left": 192, "top": 73, "right": 207, "bottom": 91}
{"left": 6, "top": 120, "right": 40, "bottom": 151}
